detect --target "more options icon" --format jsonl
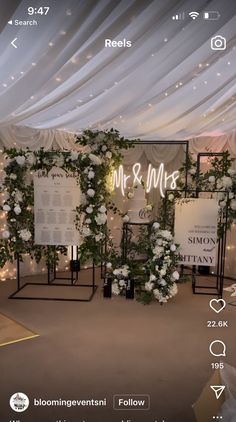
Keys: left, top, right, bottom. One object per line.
{"left": 211, "top": 35, "right": 226, "bottom": 50}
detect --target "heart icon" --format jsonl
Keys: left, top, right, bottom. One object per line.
{"left": 209, "top": 299, "right": 226, "bottom": 314}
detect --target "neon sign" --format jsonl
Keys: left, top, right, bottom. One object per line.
{"left": 112, "top": 163, "right": 179, "bottom": 197}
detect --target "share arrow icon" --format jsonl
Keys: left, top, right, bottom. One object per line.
{"left": 210, "top": 385, "right": 226, "bottom": 399}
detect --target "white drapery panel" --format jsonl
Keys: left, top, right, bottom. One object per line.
{"left": 0, "top": 0, "right": 236, "bottom": 139}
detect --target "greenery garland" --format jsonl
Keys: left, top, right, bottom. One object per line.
{"left": 0, "top": 129, "right": 134, "bottom": 268}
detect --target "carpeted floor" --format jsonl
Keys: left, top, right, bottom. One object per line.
{"left": 0, "top": 312, "right": 38, "bottom": 347}
{"left": 0, "top": 269, "right": 235, "bottom": 422}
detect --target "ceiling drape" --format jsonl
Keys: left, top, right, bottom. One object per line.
{"left": 0, "top": 0, "right": 235, "bottom": 139}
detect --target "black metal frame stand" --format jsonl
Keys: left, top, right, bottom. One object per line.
{"left": 9, "top": 246, "right": 97, "bottom": 302}
{"left": 165, "top": 188, "right": 229, "bottom": 298}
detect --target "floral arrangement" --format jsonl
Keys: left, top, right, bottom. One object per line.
{"left": 0, "top": 129, "right": 134, "bottom": 268}
{"left": 138, "top": 222, "right": 179, "bottom": 304}
{"left": 109, "top": 264, "right": 130, "bottom": 296}
{"left": 160, "top": 151, "right": 236, "bottom": 237}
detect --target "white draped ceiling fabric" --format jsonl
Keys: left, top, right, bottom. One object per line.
{"left": 0, "top": 0, "right": 236, "bottom": 142}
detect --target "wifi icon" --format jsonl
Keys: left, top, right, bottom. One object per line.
{"left": 189, "top": 11, "right": 199, "bottom": 19}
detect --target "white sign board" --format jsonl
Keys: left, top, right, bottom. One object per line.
{"left": 34, "top": 167, "right": 81, "bottom": 246}
{"left": 174, "top": 198, "right": 218, "bottom": 266}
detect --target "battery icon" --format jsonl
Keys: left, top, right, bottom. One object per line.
{"left": 203, "top": 11, "right": 220, "bottom": 20}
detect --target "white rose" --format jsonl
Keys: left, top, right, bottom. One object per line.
{"left": 95, "top": 233, "right": 103, "bottom": 242}
{"left": 155, "top": 265, "right": 159, "bottom": 272}
{"left": 85, "top": 218, "right": 91, "bottom": 224}
{"left": 153, "top": 222, "right": 160, "bottom": 230}
{"left": 89, "top": 153, "right": 102, "bottom": 165}
{"left": 160, "top": 269, "right": 166, "bottom": 276}
{"left": 19, "top": 229, "right": 31, "bottom": 241}
{"left": 221, "top": 176, "right": 233, "bottom": 188}
{"left": 3, "top": 204, "right": 11, "bottom": 212}
{"left": 168, "top": 193, "right": 174, "bottom": 201}
{"left": 208, "top": 175, "right": 215, "bottom": 183}
{"left": 70, "top": 151, "right": 79, "bottom": 161}
{"left": 9, "top": 173, "right": 17, "bottom": 180}
{"left": 149, "top": 274, "right": 156, "bottom": 282}
{"left": 15, "top": 156, "right": 26, "bottom": 166}
{"left": 145, "top": 281, "right": 154, "bottom": 291}
{"left": 88, "top": 170, "right": 95, "bottom": 179}
{"left": 86, "top": 206, "right": 93, "bottom": 214}
{"left": 95, "top": 213, "right": 107, "bottom": 225}
{"left": 119, "top": 279, "right": 126, "bottom": 287}
{"left": 82, "top": 227, "right": 91, "bottom": 237}
{"left": 172, "top": 271, "right": 179, "bottom": 280}
{"left": 2, "top": 230, "right": 10, "bottom": 239}
{"left": 106, "top": 262, "right": 112, "bottom": 269}
{"left": 14, "top": 190, "right": 23, "bottom": 202}
{"left": 101, "top": 145, "right": 107, "bottom": 152}
{"left": 160, "top": 230, "right": 172, "bottom": 240}
{"left": 87, "top": 188, "right": 95, "bottom": 197}
{"left": 145, "top": 204, "right": 153, "bottom": 211}
{"left": 160, "top": 279, "right": 167, "bottom": 286}
{"left": 112, "top": 282, "right": 120, "bottom": 295}
{"left": 189, "top": 168, "right": 196, "bottom": 175}
{"left": 170, "top": 244, "right": 177, "bottom": 252}
{"left": 230, "top": 200, "right": 236, "bottom": 211}
{"left": 105, "top": 151, "right": 112, "bottom": 159}
{"left": 169, "top": 283, "right": 178, "bottom": 297}
{"left": 99, "top": 205, "right": 106, "bottom": 213}
{"left": 14, "top": 205, "right": 21, "bottom": 215}
{"left": 229, "top": 192, "right": 234, "bottom": 199}
{"left": 123, "top": 215, "right": 129, "bottom": 223}
{"left": 55, "top": 155, "right": 64, "bottom": 167}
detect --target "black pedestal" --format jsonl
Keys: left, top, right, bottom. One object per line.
{"left": 103, "top": 277, "right": 112, "bottom": 298}
{"left": 126, "top": 279, "right": 135, "bottom": 299}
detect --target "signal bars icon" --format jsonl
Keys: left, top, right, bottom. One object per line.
{"left": 172, "top": 12, "right": 185, "bottom": 20}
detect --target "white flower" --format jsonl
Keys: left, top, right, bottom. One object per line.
{"left": 101, "top": 145, "right": 107, "bottom": 152}
{"left": 2, "top": 230, "right": 10, "bottom": 239}
{"left": 170, "top": 244, "right": 177, "bottom": 252}
{"left": 95, "top": 233, "right": 104, "bottom": 242}
{"left": 86, "top": 206, "right": 93, "bottom": 214}
{"left": 112, "top": 282, "right": 120, "bottom": 296}
{"left": 153, "top": 288, "right": 168, "bottom": 303}
{"left": 145, "top": 281, "right": 154, "bottom": 291}
{"left": 95, "top": 213, "right": 107, "bottom": 225}
{"left": 169, "top": 283, "right": 178, "bottom": 297}
{"left": 123, "top": 214, "right": 129, "bottom": 223}
{"left": 145, "top": 204, "right": 153, "bottom": 211}
{"left": 172, "top": 271, "right": 179, "bottom": 280}
{"left": 15, "top": 156, "right": 26, "bottom": 166}
{"left": 82, "top": 227, "right": 91, "bottom": 237}
{"left": 89, "top": 153, "right": 102, "bottom": 165}
{"left": 229, "top": 192, "right": 234, "bottom": 199}
{"left": 160, "top": 269, "right": 166, "bottom": 277}
{"left": 54, "top": 155, "right": 64, "bottom": 167}
{"left": 99, "top": 205, "right": 106, "bottom": 213}
{"left": 221, "top": 176, "right": 232, "bottom": 189}
{"left": 189, "top": 168, "right": 196, "bottom": 175}
{"left": 160, "top": 230, "right": 172, "bottom": 240}
{"left": 14, "top": 205, "right": 21, "bottom": 215}
{"left": 168, "top": 193, "right": 174, "bottom": 201}
{"left": 153, "top": 222, "right": 160, "bottom": 230}
{"left": 87, "top": 188, "right": 95, "bottom": 197}
{"left": 19, "top": 229, "right": 31, "bottom": 241}
{"left": 149, "top": 274, "right": 156, "bottom": 282}
{"left": 157, "top": 239, "right": 163, "bottom": 246}
{"left": 9, "top": 173, "right": 17, "bottom": 180}
{"left": 3, "top": 204, "right": 11, "bottom": 212}
{"left": 159, "top": 279, "right": 167, "bottom": 286}
{"left": 70, "top": 151, "right": 79, "bottom": 161}
{"left": 14, "top": 190, "right": 23, "bottom": 202}
{"left": 88, "top": 170, "right": 95, "bottom": 179}
{"left": 230, "top": 200, "right": 236, "bottom": 211}
{"left": 228, "top": 168, "right": 236, "bottom": 176}
{"left": 127, "top": 191, "right": 134, "bottom": 199}
{"left": 153, "top": 246, "right": 164, "bottom": 257}
{"left": 96, "top": 133, "right": 106, "bottom": 142}
{"left": 85, "top": 218, "right": 91, "bottom": 224}
{"left": 106, "top": 262, "right": 112, "bottom": 269}
{"left": 220, "top": 200, "right": 226, "bottom": 208}
{"left": 208, "top": 175, "right": 215, "bottom": 183}
{"left": 26, "top": 152, "right": 35, "bottom": 165}
{"left": 105, "top": 151, "right": 112, "bottom": 159}
{"left": 119, "top": 279, "right": 126, "bottom": 287}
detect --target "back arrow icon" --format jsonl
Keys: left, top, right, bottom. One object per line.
{"left": 11, "top": 38, "right": 18, "bottom": 48}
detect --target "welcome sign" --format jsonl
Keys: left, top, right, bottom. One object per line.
{"left": 174, "top": 198, "right": 218, "bottom": 266}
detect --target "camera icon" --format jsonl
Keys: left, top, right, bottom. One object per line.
{"left": 211, "top": 35, "right": 226, "bottom": 50}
